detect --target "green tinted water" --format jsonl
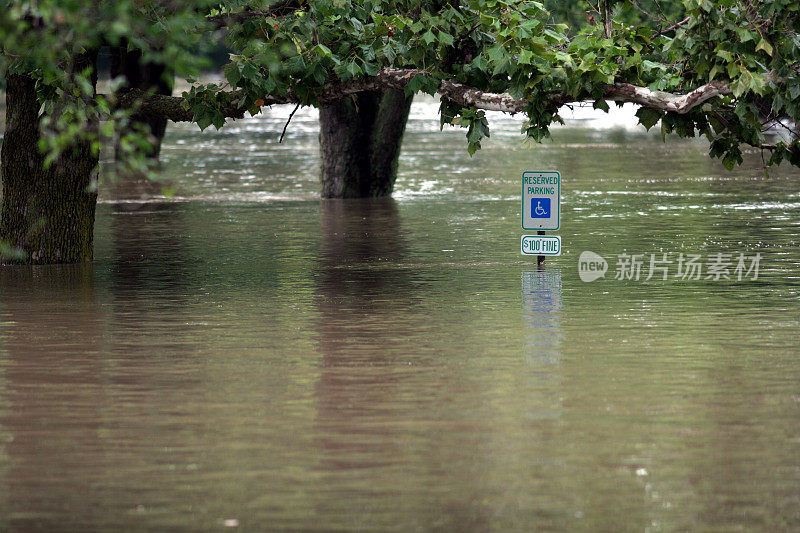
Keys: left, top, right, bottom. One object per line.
{"left": 1, "top": 100, "right": 799, "bottom": 531}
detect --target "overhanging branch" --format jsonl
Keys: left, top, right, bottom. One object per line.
{"left": 113, "top": 68, "right": 734, "bottom": 123}
{"left": 602, "top": 81, "right": 732, "bottom": 113}
{"left": 116, "top": 89, "right": 291, "bottom": 122}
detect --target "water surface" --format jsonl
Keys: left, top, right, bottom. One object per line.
{"left": 1, "top": 100, "right": 799, "bottom": 531}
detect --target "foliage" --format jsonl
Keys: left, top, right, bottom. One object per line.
{"left": 0, "top": 0, "right": 218, "bottom": 174}
{"left": 667, "top": 0, "right": 800, "bottom": 168}
{"left": 2, "top": 0, "right": 800, "bottom": 170}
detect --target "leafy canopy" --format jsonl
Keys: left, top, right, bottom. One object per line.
{"left": 3, "top": 0, "right": 800, "bottom": 169}
{"left": 1, "top": 0, "right": 218, "bottom": 169}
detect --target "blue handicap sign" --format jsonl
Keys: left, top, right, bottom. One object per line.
{"left": 531, "top": 198, "right": 551, "bottom": 218}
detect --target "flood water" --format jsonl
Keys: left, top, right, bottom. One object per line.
{"left": 1, "top": 98, "right": 799, "bottom": 531}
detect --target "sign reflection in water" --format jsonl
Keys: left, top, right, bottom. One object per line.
{"left": 521, "top": 269, "right": 562, "bottom": 421}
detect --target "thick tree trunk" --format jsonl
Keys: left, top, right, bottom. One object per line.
{"left": 319, "top": 89, "right": 413, "bottom": 198}
{"left": 110, "top": 47, "right": 173, "bottom": 158}
{"left": 0, "top": 73, "right": 98, "bottom": 264}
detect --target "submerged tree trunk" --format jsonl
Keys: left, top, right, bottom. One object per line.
{"left": 110, "top": 47, "right": 173, "bottom": 159}
{"left": 0, "top": 71, "right": 98, "bottom": 264}
{"left": 319, "top": 89, "right": 413, "bottom": 198}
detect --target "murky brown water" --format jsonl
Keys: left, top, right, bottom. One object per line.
{"left": 1, "top": 100, "right": 799, "bottom": 531}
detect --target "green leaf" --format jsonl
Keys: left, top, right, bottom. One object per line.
{"left": 285, "top": 54, "right": 306, "bottom": 75}
{"left": 195, "top": 111, "right": 213, "bottom": 130}
{"left": 493, "top": 57, "right": 512, "bottom": 76}
{"left": 224, "top": 63, "right": 241, "bottom": 87}
{"left": 312, "top": 64, "right": 327, "bottom": 84}
{"left": 722, "top": 152, "right": 738, "bottom": 170}
{"left": 487, "top": 45, "right": 506, "bottom": 63}
{"left": 735, "top": 27, "right": 755, "bottom": 43}
{"left": 731, "top": 78, "right": 746, "bottom": 98}
{"left": 755, "top": 38, "right": 773, "bottom": 57}
{"left": 715, "top": 49, "right": 733, "bottom": 62}
{"left": 212, "top": 111, "right": 226, "bottom": 130}
{"left": 467, "top": 125, "right": 482, "bottom": 143}
{"left": 345, "top": 60, "right": 361, "bottom": 78}
{"left": 748, "top": 73, "right": 766, "bottom": 94}
{"left": 635, "top": 107, "right": 662, "bottom": 129}
{"left": 422, "top": 30, "right": 436, "bottom": 45}
{"left": 349, "top": 17, "right": 364, "bottom": 33}
{"left": 382, "top": 44, "right": 396, "bottom": 63}
{"left": 543, "top": 29, "right": 565, "bottom": 42}
{"left": 241, "top": 62, "right": 258, "bottom": 80}
{"left": 437, "top": 31, "right": 454, "bottom": 46}
{"left": 404, "top": 74, "right": 438, "bottom": 97}
{"left": 362, "top": 60, "right": 378, "bottom": 76}
{"left": 641, "top": 60, "right": 665, "bottom": 72}
{"left": 312, "top": 44, "right": 333, "bottom": 57}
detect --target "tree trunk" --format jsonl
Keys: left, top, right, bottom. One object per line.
{"left": 319, "top": 89, "right": 413, "bottom": 198}
{"left": 110, "top": 47, "right": 173, "bottom": 158}
{"left": 0, "top": 72, "right": 98, "bottom": 264}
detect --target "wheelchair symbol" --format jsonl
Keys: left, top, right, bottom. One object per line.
{"left": 531, "top": 198, "right": 550, "bottom": 218}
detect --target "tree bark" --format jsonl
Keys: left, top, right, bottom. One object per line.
{"left": 110, "top": 47, "right": 173, "bottom": 158}
{"left": 319, "top": 89, "right": 413, "bottom": 198}
{"left": 1, "top": 72, "right": 98, "bottom": 264}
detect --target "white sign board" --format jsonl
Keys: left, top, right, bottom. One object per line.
{"left": 521, "top": 235, "right": 562, "bottom": 256}
{"left": 522, "top": 171, "right": 560, "bottom": 230}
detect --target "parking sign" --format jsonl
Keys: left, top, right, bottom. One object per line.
{"left": 522, "top": 171, "right": 560, "bottom": 230}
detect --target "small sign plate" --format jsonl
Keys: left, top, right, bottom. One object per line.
{"left": 522, "top": 171, "right": 561, "bottom": 230}
{"left": 521, "top": 235, "right": 562, "bottom": 256}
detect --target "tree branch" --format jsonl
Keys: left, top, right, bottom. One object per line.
{"left": 115, "top": 89, "right": 291, "bottom": 122}
{"left": 602, "top": 80, "right": 732, "bottom": 113}
{"left": 653, "top": 16, "right": 691, "bottom": 37}
{"left": 112, "top": 68, "right": 734, "bottom": 124}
